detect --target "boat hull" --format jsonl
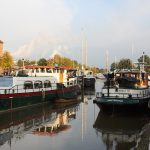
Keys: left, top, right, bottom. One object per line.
{"left": 0, "top": 85, "right": 81, "bottom": 112}
{"left": 93, "top": 97, "right": 150, "bottom": 112}
{"left": 57, "top": 85, "right": 80, "bottom": 100}
{"left": 0, "top": 90, "right": 57, "bottom": 112}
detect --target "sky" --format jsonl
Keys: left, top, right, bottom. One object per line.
{"left": 1, "top": 0, "right": 150, "bottom": 68}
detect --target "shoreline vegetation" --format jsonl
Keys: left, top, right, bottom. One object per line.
{"left": 1, "top": 52, "right": 150, "bottom": 75}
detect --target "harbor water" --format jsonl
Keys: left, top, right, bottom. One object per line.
{"left": 0, "top": 79, "right": 150, "bottom": 150}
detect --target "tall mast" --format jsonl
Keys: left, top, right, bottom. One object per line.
{"left": 105, "top": 50, "right": 109, "bottom": 73}
{"left": 85, "top": 37, "right": 88, "bottom": 68}
{"left": 81, "top": 28, "right": 88, "bottom": 70}
{"left": 131, "top": 44, "right": 134, "bottom": 69}
{"left": 81, "top": 28, "right": 85, "bottom": 70}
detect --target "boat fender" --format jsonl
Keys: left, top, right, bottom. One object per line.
{"left": 128, "top": 94, "right": 132, "bottom": 98}
{"left": 102, "top": 94, "right": 104, "bottom": 97}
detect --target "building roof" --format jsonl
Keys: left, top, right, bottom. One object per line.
{"left": 0, "top": 40, "right": 3, "bottom": 44}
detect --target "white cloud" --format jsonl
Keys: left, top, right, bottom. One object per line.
{"left": 0, "top": 0, "right": 73, "bottom": 59}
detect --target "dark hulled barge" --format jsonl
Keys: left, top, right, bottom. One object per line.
{"left": 94, "top": 69, "right": 150, "bottom": 111}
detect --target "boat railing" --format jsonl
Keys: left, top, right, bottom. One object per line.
{"left": 0, "top": 83, "right": 58, "bottom": 95}
{"left": 0, "top": 81, "right": 79, "bottom": 95}
{"left": 96, "top": 91, "right": 150, "bottom": 99}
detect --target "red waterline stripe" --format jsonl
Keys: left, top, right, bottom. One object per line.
{"left": 0, "top": 89, "right": 57, "bottom": 99}
{"left": 0, "top": 85, "right": 80, "bottom": 99}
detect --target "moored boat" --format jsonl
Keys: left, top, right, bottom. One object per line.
{"left": 0, "top": 66, "right": 81, "bottom": 112}
{"left": 83, "top": 70, "right": 96, "bottom": 88}
{"left": 0, "top": 76, "right": 57, "bottom": 112}
{"left": 24, "top": 65, "right": 81, "bottom": 100}
{"left": 93, "top": 69, "right": 150, "bottom": 111}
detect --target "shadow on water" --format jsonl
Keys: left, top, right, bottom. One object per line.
{"left": 0, "top": 101, "right": 80, "bottom": 147}
{"left": 93, "top": 110, "right": 150, "bottom": 150}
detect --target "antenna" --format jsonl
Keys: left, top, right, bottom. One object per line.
{"left": 143, "top": 52, "right": 145, "bottom": 71}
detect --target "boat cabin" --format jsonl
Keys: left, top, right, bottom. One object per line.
{"left": 15, "top": 66, "right": 78, "bottom": 87}
{"left": 105, "top": 70, "right": 148, "bottom": 89}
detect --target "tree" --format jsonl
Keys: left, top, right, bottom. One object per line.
{"left": 138, "top": 54, "right": 150, "bottom": 65}
{"left": 47, "top": 58, "right": 54, "bottom": 66}
{"left": 0, "top": 51, "right": 13, "bottom": 74}
{"left": 110, "top": 58, "right": 133, "bottom": 70}
{"left": 37, "top": 58, "right": 47, "bottom": 66}
{"left": 17, "top": 59, "right": 36, "bottom": 67}
{"left": 110, "top": 62, "right": 118, "bottom": 71}
{"left": 138, "top": 54, "right": 150, "bottom": 72}
{"left": 53, "top": 54, "right": 61, "bottom": 65}
{"left": 118, "top": 58, "right": 133, "bottom": 69}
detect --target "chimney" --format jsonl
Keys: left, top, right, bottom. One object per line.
{"left": 0, "top": 40, "right": 3, "bottom": 57}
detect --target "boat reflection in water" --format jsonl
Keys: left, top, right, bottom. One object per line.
{"left": 0, "top": 102, "right": 80, "bottom": 147}
{"left": 93, "top": 112, "right": 150, "bottom": 150}
{"left": 80, "top": 88, "right": 96, "bottom": 103}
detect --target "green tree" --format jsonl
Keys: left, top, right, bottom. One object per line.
{"left": 47, "top": 58, "right": 54, "bottom": 66}
{"left": 37, "top": 58, "right": 47, "bottom": 66}
{"left": 54, "top": 54, "right": 61, "bottom": 65}
{"left": 138, "top": 54, "right": 150, "bottom": 72}
{"left": 17, "top": 59, "right": 36, "bottom": 67}
{"left": 118, "top": 58, "right": 133, "bottom": 69}
{"left": 138, "top": 54, "right": 150, "bottom": 65}
{"left": 0, "top": 51, "right": 13, "bottom": 74}
{"left": 110, "top": 62, "right": 118, "bottom": 71}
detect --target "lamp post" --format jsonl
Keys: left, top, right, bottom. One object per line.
{"left": 22, "top": 58, "right": 25, "bottom": 70}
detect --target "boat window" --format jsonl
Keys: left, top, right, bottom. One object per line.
{"left": 46, "top": 68, "right": 52, "bottom": 73}
{"left": 56, "top": 69, "right": 59, "bottom": 73}
{"left": 74, "top": 80, "right": 76, "bottom": 85}
{"left": 60, "top": 69, "right": 64, "bottom": 73}
{"left": 36, "top": 68, "right": 39, "bottom": 73}
{"left": 0, "top": 77, "right": 13, "bottom": 87}
{"left": 44, "top": 80, "right": 51, "bottom": 88}
{"left": 24, "top": 81, "right": 33, "bottom": 89}
{"left": 40, "top": 68, "right": 45, "bottom": 73}
{"left": 70, "top": 81, "right": 73, "bottom": 85}
{"left": 131, "top": 74, "right": 135, "bottom": 78}
{"left": 34, "top": 80, "right": 43, "bottom": 89}
{"left": 53, "top": 69, "right": 56, "bottom": 73}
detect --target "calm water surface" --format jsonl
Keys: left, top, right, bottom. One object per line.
{"left": 0, "top": 80, "right": 150, "bottom": 150}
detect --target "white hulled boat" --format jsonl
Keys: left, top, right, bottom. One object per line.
{"left": 0, "top": 66, "right": 80, "bottom": 112}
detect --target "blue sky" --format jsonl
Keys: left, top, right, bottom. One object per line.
{"left": 0, "top": 0, "right": 150, "bottom": 68}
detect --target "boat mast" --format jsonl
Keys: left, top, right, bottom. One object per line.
{"left": 85, "top": 37, "right": 88, "bottom": 69}
{"left": 131, "top": 43, "right": 134, "bottom": 70}
{"left": 143, "top": 52, "right": 145, "bottom": 71}
{"left": 81, "top": 28, "right": 88, "bottom": 70}
{"left": 82, "top": 29, "right": 84, "bottom": 71}
{"left": 105, "top": 50, "right": 109, "bottom": 73}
